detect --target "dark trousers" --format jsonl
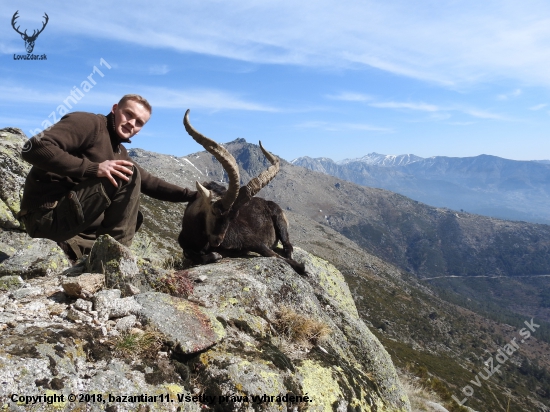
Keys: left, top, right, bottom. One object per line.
{"left": 22, "top": 167, "right": 141, "bottom": 257}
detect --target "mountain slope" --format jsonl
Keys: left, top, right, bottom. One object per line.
{"left": 125, "top": 138, "right": 550, "bottom": 412}
{"left": 130, "top": 138, "right": 550, "bottom": 329}
{"left": 292, "top": 153, "right": 550, "bottom": 224}
{"left": 158, "top": 140, "right": 550, "bottom": 281}
{"left": 338, "top": 152, "right": 423, "bottom": 166}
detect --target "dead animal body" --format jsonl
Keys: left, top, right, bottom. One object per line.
{"left": 178, "top": 110, "right": 305, "bottom": 275}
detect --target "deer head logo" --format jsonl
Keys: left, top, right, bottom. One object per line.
{"left": 11, "top": 11, "right": 49, "bottom": 54}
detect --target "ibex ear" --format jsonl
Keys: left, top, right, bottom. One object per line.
{"left": 195, "top": 181, "right": 211, "bottom": 200}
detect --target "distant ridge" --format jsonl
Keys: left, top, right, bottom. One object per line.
{"left": 292, "top": 152, "right": 550, "bottom": 224}
{"left": 338, "top": 152, "right": 424, "bottom": 167}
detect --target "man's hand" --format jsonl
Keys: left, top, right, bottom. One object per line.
{"left": 97, "top": 160, "right": 134, "bottom": 187}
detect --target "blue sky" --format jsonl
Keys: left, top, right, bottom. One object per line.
{"left": 2, "top": 1, "right": 550, "bottom": 162}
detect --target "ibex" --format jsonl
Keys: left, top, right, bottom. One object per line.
{"left": 11, "top": 11, "right": 49, "bottom": 54}
{"left": 178, "top": 110, "right": 305, "bottom": 275}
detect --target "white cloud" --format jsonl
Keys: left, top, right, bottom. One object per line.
{"left": 149, "top": 65, "right": 170, "bottom": 75}
{"left": 7, "top": 1, "right": 550, "bottom": 88}
{"left": 0, "top": 82, "right": 278, "bottom": 113}
{"left": 497, "top": 89, "right": 522, "bottom": 100}
{"left": 325, "top": 92, "right": 372, "bottom": 102}
{"left": 530, "top": 103, "right": 548, "bottom": 110}
{"left": 296, "top": 121, "right": 392, "bottom": 132}
{"left": 366, "top": 98, "right": 507, "bottom": 121}
{"left": 137, "top": 86, "right": 279, "bottom": 112}
{"left": 369, "top": 101, "right": 441, "bottom": 112}
{"left": 461, "top": 109, "right": 507, "bottom": 120}
{"left": 448, "top": 121, "right": 476, "bottom": 126}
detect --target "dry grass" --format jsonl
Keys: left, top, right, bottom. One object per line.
{"left": 399, "top": 370, "right": 447, "bottom": 412}
{"left": 110, "top": 329, "right": 164, "bottom": 360}
{"left": 162, "top": 255, "right": 187, "bottom": 270}
{"left": 273, "top": 306, "right": 331, "bottom": 346}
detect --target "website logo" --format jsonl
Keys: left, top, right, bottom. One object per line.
{"left": 11, "top": 10, "right": 48, "bottom": 60}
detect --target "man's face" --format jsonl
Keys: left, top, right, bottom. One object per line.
{"left": 111, "top": 99, "right": 151, "bottom": 140}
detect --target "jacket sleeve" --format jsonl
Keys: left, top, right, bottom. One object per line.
{"left": 21, "top": 113, "right": 100, "bottom": 178}
{"left": 134, "top": 162, "right": 197, "bottom": 202}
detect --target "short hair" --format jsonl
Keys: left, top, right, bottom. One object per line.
{"left": 118, "top": 94, "right": 152, "bottom": 114}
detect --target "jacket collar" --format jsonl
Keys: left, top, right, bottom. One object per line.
{"left": 106, "top": 112, "right": 132, "bottom": 146}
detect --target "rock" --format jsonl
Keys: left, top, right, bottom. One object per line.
{"left": 93, "top": 289, "right": 121, "bottom": 320}
{"left": 135, "top": 292, "right": 225, "bottom": 355}
{"left": 0, "top": 129, "right": 30, "bottom": 230}
{"left": 0, "top": 238, "right": 71, "bottom": 279}
{"left": 86, "top": 235, "right": 171, "bottom": 296}
{"left": 0, "top": 294, "right": 8, "bottom": 307}
{"left": 62, "top": 273, "right": 105, "bottom": 298}
{"left": 115, "top": 314, "right": 137, "bottom": 332}
{"left": 9, "top": 286, "right": 42, "bottom": 300}
{"left": 110, "top": 297, "right": 142, "bottom": 319}
{"left": 74, "top": 298, "right": 93, "bottom": 312}
{"left": 123, "top": 283, "right": 141, "bottom": 296}
{"left": 426, "top": 401, "right": 450, "bottom": 411}
{"left": 87, "top": 235, "right": 139, "bottom": 284}
{"left": 0, "top": 275, "right": 25, "bottom": 291}
{"left": 93, "top": 290, "right": 142, "bottom": 320}
{"left": 66, "top": 306, "right": 93, "bottom": 323}
{"left": 0, "top": 243, "right": 411, "bottom": 411}
{"left": 0, "top": 325, "right": 199, "bottom": 412}
{"left": 0, "top": 312, "right": 18, "bottom": 325}
{"left": 0, "top": 199, "right": 19, "bottom": 229}
{"left": 180, "top": 250, "right": 410, "bottom": 411}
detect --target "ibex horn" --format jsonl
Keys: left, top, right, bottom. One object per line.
{"left": 183, "top": 110, "right": 240, "bottom": 212}
{"left": 232, "top": 141, "right": 280, "bottom": 212}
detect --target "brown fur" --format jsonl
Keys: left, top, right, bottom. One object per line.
{"left": 178, "top": 182, "right": 305, "bottom": 275}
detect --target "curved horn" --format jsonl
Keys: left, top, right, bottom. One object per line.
{"left": 183, "top": 109, "right": 240, "bottom": 211}
{"left": 233, "top": 141, "right": 280, "bottom": 211}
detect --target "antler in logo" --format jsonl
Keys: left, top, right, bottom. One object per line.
{"left": 11, "top": 11, "right": 49, "bottom": 54}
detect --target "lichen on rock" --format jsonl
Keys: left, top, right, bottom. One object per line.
{"left": 0, "top": 126, "right": 410, "bottom": 411}
{"left": 180, "top": 251, "right": 410, "bottom": 411}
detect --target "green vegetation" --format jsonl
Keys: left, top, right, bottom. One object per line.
{"left": 342, "top": 266, "right": 550, "bottom": 411}
{"left": 110, "top": 329, "right": 164, "bottom": 360}
{"left": 428, "top": 277, "right": 550, "bottom": 344}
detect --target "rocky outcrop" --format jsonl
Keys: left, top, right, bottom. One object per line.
{"left": 177, "top": 249, "right": 410, "bottom": 411}
{"left": 0, "top": 236, "right": 410, "bottom": 411}
{"left": 0, "top": 128, "right": 29, "bottom": 230}
{"left": 0, "top": 127, "right": 410, "bottom": 411}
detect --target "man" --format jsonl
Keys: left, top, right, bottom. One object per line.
{"left": 18, "top": 94, "right": 196, "bottom": 260}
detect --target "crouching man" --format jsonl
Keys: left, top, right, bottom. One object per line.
{"left": 18, "top": 94, "right": 196, "bottom": 260}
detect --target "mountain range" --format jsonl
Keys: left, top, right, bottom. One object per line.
{"left": 291, "top": 152, "right": 550, "bottom": 224}
{"left": 130, "top": 137, "right": 550, "bottom": 324}
{"left": 3, "top": 125, "right": 549, "bottom": 411}
{"left": 126, "top": 138, "right": 550, "bottom": 411}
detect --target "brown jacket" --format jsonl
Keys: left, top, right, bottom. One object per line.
{"left": 20, "top": 111, "right": 194, "bottom": 213}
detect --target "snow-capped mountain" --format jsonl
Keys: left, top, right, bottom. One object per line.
{"left": 338, "top": 153, "right": 424, "bottom": 167}
{"left": 291, "top": 153, "right": 550, "bottom": 224}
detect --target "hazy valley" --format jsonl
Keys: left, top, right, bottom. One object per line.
{"left": 292, "top": 153, "right": 550, "bottom": 225}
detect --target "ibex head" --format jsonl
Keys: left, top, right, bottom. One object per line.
{"left": 183, "top": 109, "right": 280, "bottom": 247}
{"left": 11, "top": 11, "right": 49, "bottom": 53}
